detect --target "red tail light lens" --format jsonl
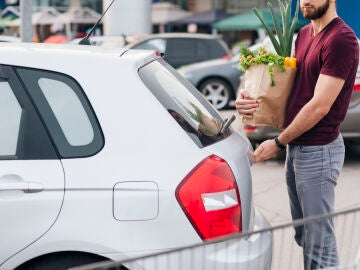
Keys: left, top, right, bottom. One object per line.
{"left": 244, "top": 125, "right": 257, "bottom": 132}
{"left": 176, "top": 155, "right": 242, "bottom": 240}
{"left": 354, "top": 77, "right": 360, "bottom": 91}
{"left": 221, "top": 54, "right": 231, "bottom": 60}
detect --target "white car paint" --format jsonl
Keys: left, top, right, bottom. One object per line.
{"left": 0, "top": 42, "right": 271, "bottom": 270}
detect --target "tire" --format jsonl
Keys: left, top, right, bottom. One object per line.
{"left": 199, "top": 78, "right": 232, "bottom": 110}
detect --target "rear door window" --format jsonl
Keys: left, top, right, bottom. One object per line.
{"left": 0, "top": 81, "right": 21, "bottom": 156}
{"left": 139, "top": 59, "right": 232, "bottom": 148}
{"left": 0, "top": 66, "right": 57, "bottom": 160}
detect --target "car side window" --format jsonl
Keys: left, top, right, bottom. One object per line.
{"left": 0, "top": 67, "right": 58, "bottom": 160}
{"left": 38, "top": 78, "right": 94, "bottom": 146}
{"left": 0, "top": 81, "right": 22, "bottom": 156}
{"left": 167, "top": 39, "right": 196, "bottom": 59}
{"left": 16, "top": 68, "right": 104, "bottom": 158}
{"left": 196, "top": 40, "right": 209, "bottom": 60}
{"left": 208, "top": 40, "right": 228, "bottom": 58}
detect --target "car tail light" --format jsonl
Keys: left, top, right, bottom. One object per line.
{"left": 176, "top": 155, "right": 242, "bottom": 240}
{"left": 354, "top": 77, "right": 360, "bottom": 91}
{"left": 244, "top": 125, "right": 257, "bottom": 132}
{"left": 221, "top": 54, "right": 231, "bottom": 60}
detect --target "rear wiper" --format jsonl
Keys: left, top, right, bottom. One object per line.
{"left": 217, "top": 114, "right": 236, "bottom": 136}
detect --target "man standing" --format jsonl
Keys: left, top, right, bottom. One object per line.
{"left": 235, "top": 0, "right": 359, "bottom": 269}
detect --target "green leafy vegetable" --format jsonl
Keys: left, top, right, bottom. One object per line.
{"left": 239, "top": 45, "right": 285, "bottom": 86}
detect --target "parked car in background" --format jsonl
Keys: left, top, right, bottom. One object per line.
{"left": 0, "top": 42, "right": 272, "bottom": 270}
{"left": 178, "top": 53, "right": 243, "bottom": 110}
{"left": 70, "top": 35, "right": 136, "bottom": 47}
{"left": 126, "top": 33, "right": 231, "bottom": 68}
{"left": 0, "top": 35, "right": 20, "bottom": 42}
{"left": 242, "top": 38, "right": 360, "bottom": 148}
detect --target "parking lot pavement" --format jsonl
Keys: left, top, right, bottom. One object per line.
{"left": 220, "top": 110, "right": 360, "bottom": 226}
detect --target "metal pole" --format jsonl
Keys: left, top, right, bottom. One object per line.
{"left": 20, "top": 0, "right": 33, "bottom": 42}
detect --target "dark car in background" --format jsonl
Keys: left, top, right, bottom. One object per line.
{"left": 178, "top": 53, "right": 243, "bottom": 110}
{"left": 126, "top": 33, "right": 231, "bottom": 68}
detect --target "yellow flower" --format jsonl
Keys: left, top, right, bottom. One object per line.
{"left": 284, "top": 57, "right": 297, "bottom": 68}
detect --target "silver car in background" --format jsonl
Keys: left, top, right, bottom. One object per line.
{"left": 178, "top": 53, "right": 243, "bottom": 110}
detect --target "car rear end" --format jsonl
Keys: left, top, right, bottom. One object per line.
{"left": 0, "top": 45, "right": 271, "bottom": 270}
{"left": 133, "top": 53, "right": 272, "bottom": 269}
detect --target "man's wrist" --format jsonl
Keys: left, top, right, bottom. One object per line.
{"left": 274, "top": 137, "right": 286, "bottom": 150}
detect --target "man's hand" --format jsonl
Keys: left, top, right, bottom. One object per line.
{"left": 254, "top": 139, "right": 279, "bottom": 162}
{"left": 235, "top": 89, "right": 258, "bottom": 119}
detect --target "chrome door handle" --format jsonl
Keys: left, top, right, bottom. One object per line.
{"left": 0, "top": 181, "right": 44, "bottom": 193}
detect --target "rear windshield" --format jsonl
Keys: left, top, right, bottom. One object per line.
{"left": 138, "top": 59, "right": 232, "bottom": 148}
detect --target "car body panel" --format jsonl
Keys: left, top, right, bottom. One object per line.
{"left": 0, "top": 160, "right": 64, "bottom": 265}
{"left": 0, "top": 42, "right": 271, "bottom": 270}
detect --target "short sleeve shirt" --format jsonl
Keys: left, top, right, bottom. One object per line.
{"left": 285, "top": 17, "right": 359, "bottom": 145}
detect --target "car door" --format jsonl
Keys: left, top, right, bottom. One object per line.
{"left": 0, "top": 66, "right": 65, "bottom": 265}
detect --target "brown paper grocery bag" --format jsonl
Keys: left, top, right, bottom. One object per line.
{"left": 242, "top": 64, "right": 296, "bottom": 129}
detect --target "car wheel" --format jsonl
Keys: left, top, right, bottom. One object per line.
{"left": 199, "top": 78, "right": 232, "bottom": 110}
{"left": 16, "top": 253, "right": 123, "bottom": 270}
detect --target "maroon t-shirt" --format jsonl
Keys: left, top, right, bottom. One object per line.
{"left": 285, "top": 17, "right": 359, "bottom": 145}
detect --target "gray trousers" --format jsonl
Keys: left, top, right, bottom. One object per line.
{"left": 285, "top": 134, "right": 345, "bottom": 269}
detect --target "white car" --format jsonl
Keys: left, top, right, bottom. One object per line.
{"left": 0, "top": 42, "right": 272, "bottom": 270}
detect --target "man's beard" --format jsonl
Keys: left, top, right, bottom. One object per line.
{"left": 301, "top": 0, "right": 330, "bottom": 20}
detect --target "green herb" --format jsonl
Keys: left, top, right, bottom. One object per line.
{"left": 239, "top": 45, "right": 285, "bottom": 86}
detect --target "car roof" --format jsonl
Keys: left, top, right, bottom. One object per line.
{"left": 127, "top": 32, "right": 224, "bottom": 47}
{"left": 0, "top": 42, "right": 159, "bottom": 70}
